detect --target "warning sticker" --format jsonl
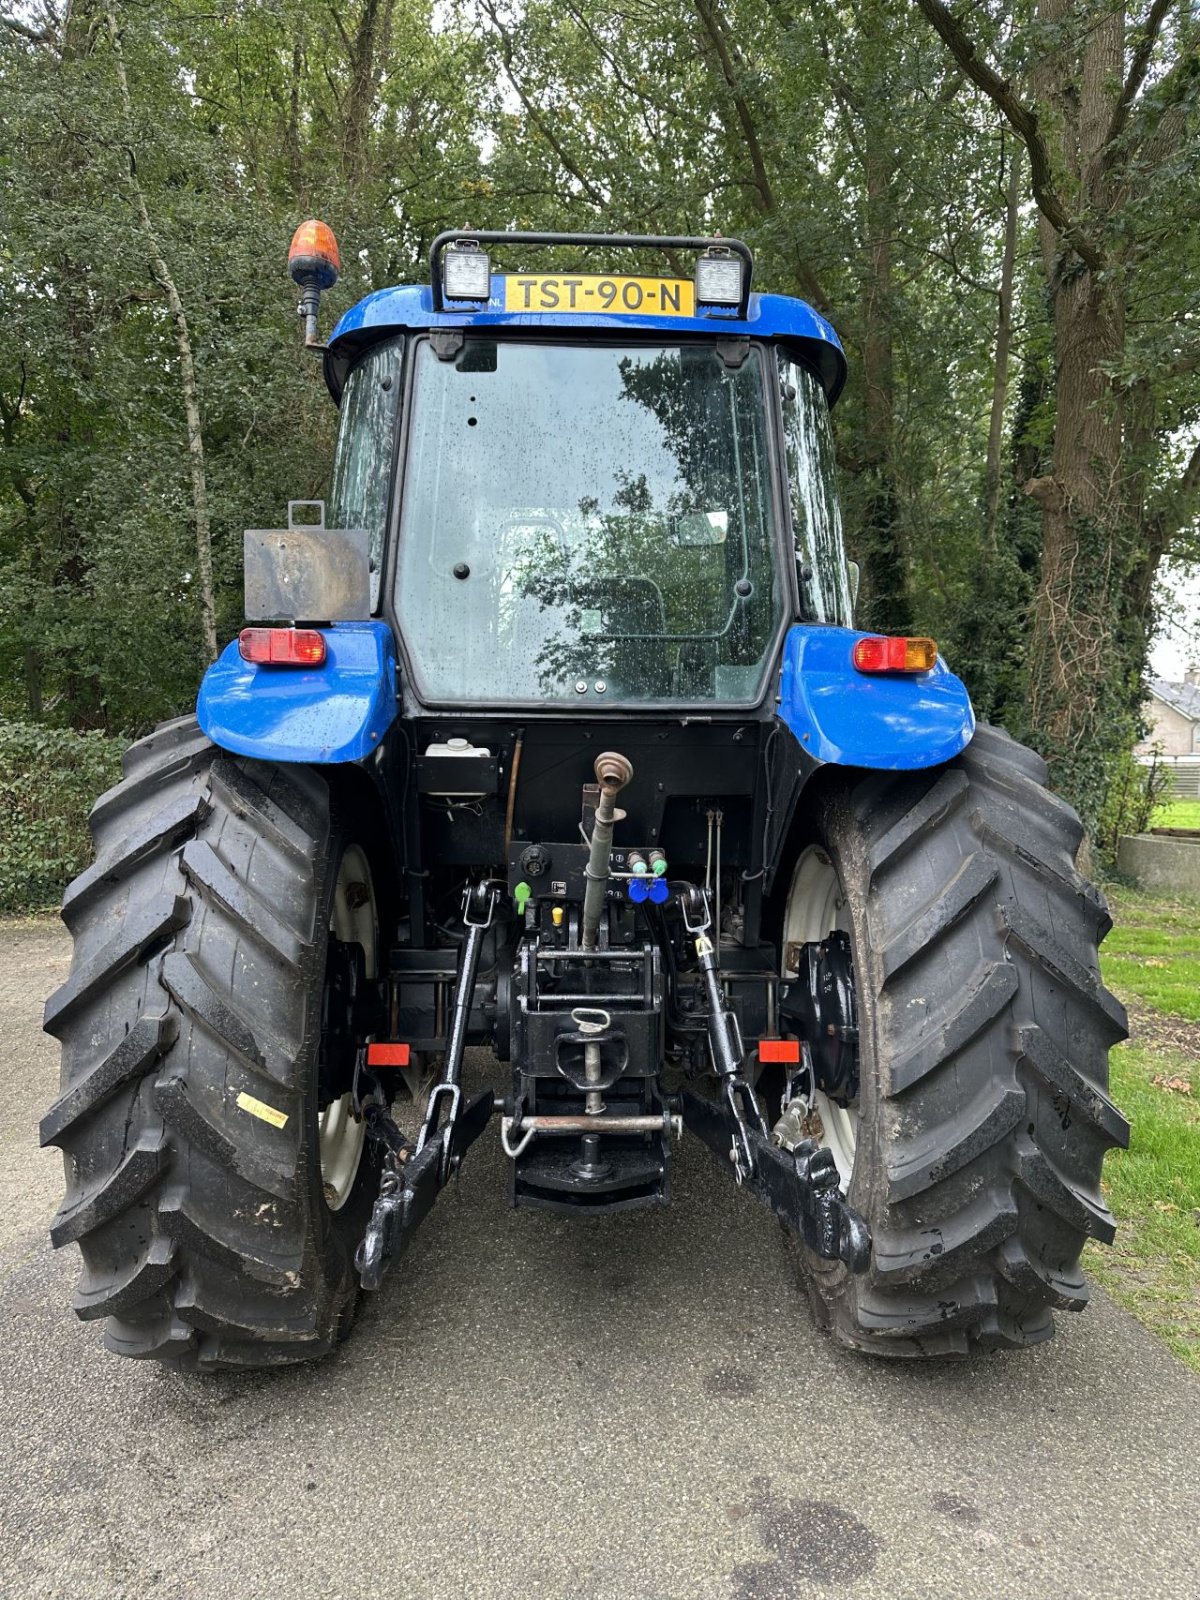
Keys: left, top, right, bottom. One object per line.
{"left": 236, "top": 1090, "right": 289, "bottom": 1129}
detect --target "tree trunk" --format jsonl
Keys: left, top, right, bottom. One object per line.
{"left": 1021, "top": 2, "right": 1127, "bottom": 818}
{"left": 857, "top": 66, "right": 910, "bottom": 633}
{"left": 106, "top": 5, "right": 218, "bottom": 665}
{"left": 24, "top": 648, "right": 43, "bottom": 720}
{"left": 287, "top": 30, "right": 304, "bottom": 194}
{"left": 1024, "top": 271, "right": 1126, "bottom": 815}
{"left": 342, "top": 0, "right": 396, "bottom": 179}
{"left": 983, "top": 140, "right": 1020, "bottom": 552}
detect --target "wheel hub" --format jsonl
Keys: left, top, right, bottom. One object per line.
{"left": 318, "top": 846, "right": 379, "bottom": 1213}
{"left": 318, "top": 936, "right": 369, "bottom": 1108}
{"left": 781, "top": 929, "right": 859, "bottom": 1105}
{"left": 780, "top": 845, "right": 860, "bottom": 1185}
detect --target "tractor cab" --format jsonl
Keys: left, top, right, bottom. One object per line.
{"left": 321, "top": 234, "right": 853, "bottom": 713}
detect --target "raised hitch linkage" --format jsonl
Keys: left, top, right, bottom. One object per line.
{"left": 356, "top": 859, "right": 869, "bottom": 1287}
{"left": 676, "top": 885, "right": 871, "bottom": 1273}
{"left": 355, "top": 881, "right": 498, "bottom": 1290}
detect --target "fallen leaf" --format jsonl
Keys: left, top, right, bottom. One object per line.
{"left": 1151, "top": 1074, "right": 1193, "bottom": 1094}
{"left": 1153, "top": 1201, "right": 1179, "bottom": 1213}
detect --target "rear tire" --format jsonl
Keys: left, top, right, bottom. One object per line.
{"left": 42, "top": 717, "right": 384, "bottom": 1370}
{"left": 782, "top": 722, "right": 1130, "bottom": 1355}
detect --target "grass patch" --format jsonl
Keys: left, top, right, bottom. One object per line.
{"left": 1084, "top": 1044, "right": 1200, "bottom": 1372}
{"left": 1101, "top": 884, "right": 1200, "bottom": 1019}
{"left": 1091, "top": 884, "right": 1200, "bottom": 1372}
{"left": 1151, "top": 797, "right": 1200, "bottom": 830}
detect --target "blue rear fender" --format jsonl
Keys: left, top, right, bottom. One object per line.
{"left": 777, "top": 625, "right": 975, "bottom": 770}
{"left": 197, "top": 621, "right": 397, "bottom": 764}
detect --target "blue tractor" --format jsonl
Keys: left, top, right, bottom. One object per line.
{"left": 43, "top": 229, "right": 1129, "bottom": 1368}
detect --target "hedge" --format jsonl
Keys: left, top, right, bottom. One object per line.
{"left": 0, "top": 722, "right": 124, "bottom": 912}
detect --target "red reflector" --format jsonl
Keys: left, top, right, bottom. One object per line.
{"left": 758, "top": 1038, "right": 800, "bottom": 1064}
{"left": 367, "top": 1043, "right": 411, "bottom": 1068}
{"left": 238, "top": 627, "right": 327, "bottom": 667}
{"left": 852, "top": 635, "right": 937, "bottom": 674}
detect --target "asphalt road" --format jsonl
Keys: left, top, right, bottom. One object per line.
{"left": 3, "top": 917, "right": 1199, "bottom": 1600}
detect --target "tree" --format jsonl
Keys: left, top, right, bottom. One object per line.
{"left": 916, "top": 0, "right": 1200, "bottom": 821}
{"left": 0, "top": 0, "right": 487, "bottom": 729}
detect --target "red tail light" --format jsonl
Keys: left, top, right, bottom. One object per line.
{"left": 238, "top": 627, "right": 326, "bottom": 666}
{"left": 852, "top": 635, "right": 937, "bottom": 675}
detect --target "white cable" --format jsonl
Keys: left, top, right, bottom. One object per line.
{"left": 715, "top": 809, "right": 723, "bottom": 947}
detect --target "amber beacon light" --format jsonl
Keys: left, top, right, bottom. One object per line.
{"left": 851, "top": 635, "right": 938, "bottom": 675}
{"left": 288, "top": 219, "right": 341, "bottom": 347}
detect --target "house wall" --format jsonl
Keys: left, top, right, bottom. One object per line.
{"left": 1134, "top": 698, "right": 1199, "bottom": 758}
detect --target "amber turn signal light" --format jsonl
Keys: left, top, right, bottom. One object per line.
{"left": 238, "top": 627, "right": 327, "bottom": 667}
{"left": 851, "top": 635, "right": 937, "bottom": 674}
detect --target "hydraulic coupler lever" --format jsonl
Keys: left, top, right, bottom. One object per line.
{"left": 677, "top": 885, "right": 870, "bottom": 1273}
{"left": 355, "top": 881, "right": 498, "bottom": 1291}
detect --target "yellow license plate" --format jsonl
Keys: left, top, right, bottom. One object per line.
{"left": 504, "top": 274, "right": 695, "bottom": 316}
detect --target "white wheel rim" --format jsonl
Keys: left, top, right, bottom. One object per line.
{"left": 781, "top": 845, "right": 859, "bottom": 1185}
{"left": 318, "top": 845, "right": 376, "bottom": 1211}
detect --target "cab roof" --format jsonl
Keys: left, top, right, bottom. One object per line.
{"left": 324, "top": 280, "right": 846, "bottom": 406}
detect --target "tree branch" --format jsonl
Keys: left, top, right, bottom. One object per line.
{"left": 1151, "top": 439, "right": 1200, "bottom": 556}
{"left": 105, "top": 4, "right": 217, "bottom": 664}
{"left": 479, "top": 0, "right": 608, "bottom": 209}
{"left": 913, "top": 0, "right": 1106, "bottom": 272}
{"left": 0, "top": 11, "right": 55, "bottom": 46}
{"left": 1103, "top": 0, "right": 1173, "bottom": 160}
{"left": 1158, "top": 340, "right": 1200, "bottom": 385}
{"left": 692, "top": 0, "right": 775, "bottom": 215}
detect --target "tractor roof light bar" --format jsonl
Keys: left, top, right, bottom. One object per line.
{"left": 428, "top": 229, "right": 755, "bottom": 319}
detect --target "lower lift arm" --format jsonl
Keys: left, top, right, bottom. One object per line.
{"left": 355, "top": 882, "right": 498, "bottom": 1290}
{"left": 676, "top": 886, "right": 871, "bottom": 1273}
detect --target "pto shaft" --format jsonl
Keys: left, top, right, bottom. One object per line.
{"left": 581, "top": 752, "right": 632, "bottom": 951}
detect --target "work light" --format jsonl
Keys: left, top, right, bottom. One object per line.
{"left": 694, "top": 247, "right": 744, "bottom": 309}
{"left": 442, "top": 241, "right": 492, "bottom": 301}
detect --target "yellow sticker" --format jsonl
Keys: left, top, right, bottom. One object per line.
{"left": 503, "top": 274, "right": 695, "bottom": 317}
{"left": 236, "top": 1091, "right": 289, "bottom": 1130}
{"left": 695, "top": 934, "right": 713, "bottom": 957}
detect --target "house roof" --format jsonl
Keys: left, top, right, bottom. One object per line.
{"left": 1149, "top": 678, "right": 1200, "bottom": 722}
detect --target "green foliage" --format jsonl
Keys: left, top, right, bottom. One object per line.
{"left": 1, "top": 0, "right": 1198, "bottom": 848}
{"left": 0, "top": 0, "right": 485, "bottom": 733}
{"left": 0, "top": 720, "right": 122, "bottom": 911}
{"left": 1098, "top": 749, "right": 1174, "bottom": 861}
